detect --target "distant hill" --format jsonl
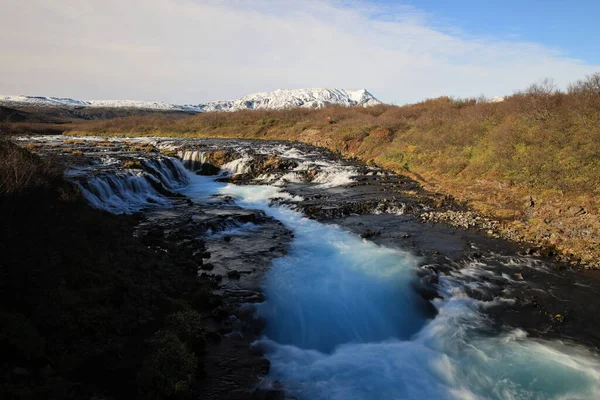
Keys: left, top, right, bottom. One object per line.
{"left": 0, "top": 89, "right": 382, "bottom": 114}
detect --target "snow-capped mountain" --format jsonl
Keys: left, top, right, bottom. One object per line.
{"left": 0, "top": 95, "right": 203, "bottom": 112}
{"left": 196, "top": 89, "right": 381, "bottom": 111}
{"left": 0, "top": 89, "right": 381, "bottom": 113}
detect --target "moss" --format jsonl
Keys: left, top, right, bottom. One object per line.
{"left": 123, "top": 160, "right": 143, "bottom": 169}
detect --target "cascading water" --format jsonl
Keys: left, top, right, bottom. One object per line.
{"left": 221, "top": 157, "right": 254, "bottom": 176}
{"left": 73, "top": 157, "right": 189, "bottom": 213}
{"left": 76, "top": 171, "right": 167, "bottom": 213}
{"left": 180, "top": 172, "right": 600, "bottom": 400}
{"left": 178, "top": 150, "right": 207, "bottom": 171}
{"left": 141, "top": 157, "right": 189, "bottom": 189}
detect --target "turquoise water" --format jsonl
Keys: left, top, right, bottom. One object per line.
{"left": 185, "top": 173, "right": 600, "bottom": 400}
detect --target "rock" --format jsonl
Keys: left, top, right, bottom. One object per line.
{"left": 12, "top": 367, "right": 31, "bottom": 377}
{"left": 361, "top": 230, "right": 381, "bottom": 239}
{"left": 552, "top": 313, "right": 565, "bottom": 323}
{"left": 414, "top": 284, "right": 440, "bottom": 301}
{"left": 146, "top": 228, "right": 164, "bottom": 238}
{"left": 142, "top": 228, "right": 164, "bottom": 246}
{"left": 196, "top": 163, "right": 221, "bottom": 176}
{"left": 201, "top": 263, "right": 214, "bottom": 271}
{"left": 179, "top": 260, "right": 198, "bottom": 271}
{"left": 252, "top": 389, "right": 286, "bottom": 400}
{"left": 40, "top": 364, "right": 56, "bottom": 378}
{"left": 192, "top": 254, "right": 204, "bottom": 266}
{"left": 567, "top": 206, "right": 586, "bottom": 216}
{"left": 227, "top": 270, "right": 241, "bottom": 280}
{"left": 223, "top": 236, "right": 232, "bottom": 242}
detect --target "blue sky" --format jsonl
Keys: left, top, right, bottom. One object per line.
{"left": 1, "top": 0, "right": 599, "bottom": 104}
{"left": 384, "top": 0, "right": 599, "bottom": 63}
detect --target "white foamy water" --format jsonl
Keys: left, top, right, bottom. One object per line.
{"left": 76, "top": 171, "right": 171, "bottom": 213}
{"left": 221, "top": 157, "right": 254, "bottom": 176}
{"left": 178, "top": 150, "right": 207, "bottom": 171}
{"left": 73, "top": 157, "right": 189, "bottom": 214}
{"left": 180, "top": 173, "right": 600, "bottom": 400}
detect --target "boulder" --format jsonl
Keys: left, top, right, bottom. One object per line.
{"left": 196, "top": 163, "right": 221, "bottom": 176}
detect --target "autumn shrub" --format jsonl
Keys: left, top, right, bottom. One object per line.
{"left": 0, "top": 139, "right": 61, "bottom": 197}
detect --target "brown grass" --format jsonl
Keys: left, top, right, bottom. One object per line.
{"left": 11, "top": 73, "right": 600, "bottom": 266}
{"left": 0, "top": 122, "right": 69, "bottom": 136}
{"left": 0, "top": 139, "right": 62, "bottom": 196}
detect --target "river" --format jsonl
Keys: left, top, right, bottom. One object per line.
{"left": 20, "top": 136, "right": 600, "bottom": 400}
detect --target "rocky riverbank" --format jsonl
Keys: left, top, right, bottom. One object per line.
{"left": 7, "top": 135, "right": 600, "bottom": 399}
{"left": 179, "top": 139, "right": 600, "bottom": 351}
{"left": 0, "top": 139, "right": 292, "bottom": 399}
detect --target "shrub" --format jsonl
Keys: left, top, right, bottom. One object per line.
{"left": 165, "top": 310, "right": 206, "bottom": 352}
{"left": 138, "top": 333, "right": 197, "bottom": 400}
{"left": 568, "top": 72, "right": 600, "bottom": 95}
{"left": 0, "top": 312, "right": 46, "bottom": 362}
{"left": 0, "top": 139, "right": 61, "bottom": 196}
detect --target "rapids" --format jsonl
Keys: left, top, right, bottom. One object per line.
{"left": 19, "top": 136, "right": 600, "bottom": 400}
{"left": 181, "top": 174, "right": 600, "bottom": 400}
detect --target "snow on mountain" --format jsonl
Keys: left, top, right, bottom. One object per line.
{"left": 0, "top": 95, "right": 91, "bottom": 108}
{"left": 196, "top": 89, "right": 382, "bottom": 112}
{"left": 0, "top": 89, "right": 381, "bottom": 113}
{"left": 0, "top": 95, "right": 203, "bottom": 112}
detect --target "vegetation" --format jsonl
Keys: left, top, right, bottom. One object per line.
{"left": 64, "top": 73, "right": 600, "bottom": 266}
{"left": 0, "top": 139, "right": 213, "bottom": 399}
{"left": 67, "top": 74, "right": 600, "bottom": 195}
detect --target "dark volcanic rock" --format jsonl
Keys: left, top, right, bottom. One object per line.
{"left": 227, "top": 270, "right": 241, "bottom": 280}
{"left": 196, "top": 163, "right": 221, "bottom": 176}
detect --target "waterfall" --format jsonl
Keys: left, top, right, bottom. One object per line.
{"left": 221, "top": 157, "right": 254, "bottom": 176}
{"left": 178, "top": 150, "right": 207, "bottom": 171}
{"left": 74, "top": 157, "right": 190, "bottom": 214}
{"left": 141, "top": 157, "right": 189, "bottom": 189}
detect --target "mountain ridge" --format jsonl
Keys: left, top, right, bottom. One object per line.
{"left": 0, "top": 88, "right": 381, "bottom": 113}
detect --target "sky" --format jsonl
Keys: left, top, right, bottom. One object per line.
{"left": 0, "top": 0, "right": 598, "bottom": 105}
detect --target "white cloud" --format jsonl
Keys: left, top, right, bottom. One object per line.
{"left": 0, "top": 0, "right": 597, "bottom": 104}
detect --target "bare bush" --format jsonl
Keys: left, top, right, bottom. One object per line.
{"left": 568, "top": 72, "right": 600, "bottom": 95}
{"left": 0, "top": 140, "right": 60, "bottom": 196}
{"left": 523, "top": 77, "right": 558, "bottom": 96}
